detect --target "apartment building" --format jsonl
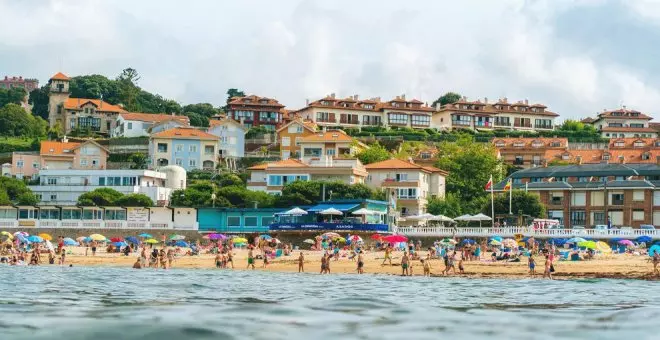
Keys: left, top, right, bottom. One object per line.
{"left": 295, "top": 94, "right": 434, "bottom": 130}
{"left": 113, "top": 113, "right": 190, "bottom": 137}
{"left": 581, "top": 108, "right": 657, "bottom": 138}
{"left": 276, "top": 119, "right": 318, "bottom": 159}
{"left": 206, "top": 118, "right": 247, "bottom": 158}
{"left": 298, "top": 130, "right": 366, "bottom": 162}
{"left": 0, "top": 76, "right": 38, "bottom": 92}
{"left": 492, "top": 164, "right": 660, "bottom": 228}
{"left": 433, "top": 97, "right": 558, "bottom": 132}
{"left": 493, "top": 138, "right": 569, "bottom": 168}
{"left": 149, "top": 127, "right": 219, "bottom": 171}
{"left": 246, "top": 158, "right": 368, "bottom": 194}
{"left": 226, "top": 95, "right": 284, "bottom": 131}
{"left": 364, "top": 159, "right": 448, "bottom": 223}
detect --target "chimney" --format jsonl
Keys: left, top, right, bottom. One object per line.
{"left": 354, "top": 94, "right": 359, "bottom": 100}
{"left": 503, "top": 97, "right": 508, "bottom": 103}
{"left": 484, "top": 97, "right": 488, "bottom": 104}
{"left": 62, "top": 135, "right": 68, "bottom": 143}
{"left": 306, "top": 99, "right": 309, "bottom": 106}
{"left": 408, "top": 157, "right": 414, "bottom": 164}
{"left": 401, "top": 94, "right": 406, "bottom": 100}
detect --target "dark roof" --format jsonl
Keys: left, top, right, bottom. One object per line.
{"left": 605, "top": 180, "right": 654, "bottom": 188}
{"left": 508, "top": 164, "right": 660, "bottom": 179}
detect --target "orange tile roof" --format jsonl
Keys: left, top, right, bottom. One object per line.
{"left": 120, "top": 112, "right": 189, "bottom": 124}
{"left": 493, "top": 137, "right": 568, "bottom": 149}
{"left": 247, "top": 158, "right": 309, "bottom": 170}
{"left": 365, "top": 158, "right": 447, "bottom": 174}
{"left": 597, "top": 109, "right": 652, "bottom": 120}
{"left": 64, "top": 98, "right": 126, "bottom": 113}
{"left": 439, "top": 97, "right": 559, "bottom": 117}
{"left": 300, "top": 130, "right": 353, "bottom": 142}
{"left": 608, "top": 138, "right": 657, "bottom": 148}
{"left": 600, "top": 127, "right": 657, "bottom": 133}
{"left": 40, "top": 141, "right": 80, "bottom": 156}
{"left": 151, "top": 127, "right": 219, "bottom": 140}
{"left": 228, "top": 95, "right": 284, "bottom": 108}
{"left": 50, "top": 72, "right": 70, "bottom": 81}
{"left": 377, "top": 97, "right": 434, "bottom": 112}
{"left": 276, "top": 118, "right": 318, "bottom": 133}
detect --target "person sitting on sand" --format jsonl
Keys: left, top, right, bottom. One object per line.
{"left": 298, "top": 252, "right": 304, "bottom": 273}
{"left": 133, "top": 258, "right": 142, "bottom": 269}
{"left": 401, "top": 252, "right": 410, "bottom": 276}
{"left": 421, "top": 258, "right": 431, "bottom": 276}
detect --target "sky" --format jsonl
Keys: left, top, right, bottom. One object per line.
{"left": 1, "top": 0, "right": 659, "bottom": 121}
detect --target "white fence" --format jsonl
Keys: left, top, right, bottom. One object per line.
{"left": 0, "top": 219, "right": 198, "bottom": 230}
{"left": 397, "top": 226, "right": 660, "bottom": 239}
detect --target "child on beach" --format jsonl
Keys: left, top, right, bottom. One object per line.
{"left": 421, "top": 259, "right": 431, "bottom": 276}
{"left": 357, "top": 251, "right": 364, "bottom": 274}
{"left": 401, "top": 251, "right": 410, "bottom": 276}
{"left": 247, "top": 248, "right": 255, "bottom": 270}
{"left": 528, "top": 255, "right": 536, "bottom": 276}
{"left": 298, "top": 252, "right": 304, "bottom": 273}
{"left": 458, "top": 254, "right": 464, "bottom": 274}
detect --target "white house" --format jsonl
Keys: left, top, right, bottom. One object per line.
{"left": 113, "top": 113, "right": 190, "bottom": 137}
{"left": 207, "top": 118, "right": 247, "bottom": 158}
{"left": 29, "top": 169, "right": 183, "bottom": 206}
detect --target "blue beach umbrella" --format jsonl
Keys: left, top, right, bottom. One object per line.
{"left": 636, "top": 236, "right": 653, "bottom": 243}
{"left": 610, "top": 238, "right": 623, "bottom": 243}
{"left": 139, "top": 233, "right": 152, "bottom": 238}
{"left": 462, "top": 239, "right": 475, "bottom": 245}
{"left": 174, "top": 240, "right": 189, "bottom": 247}
{"left": 260, "top": 234, "right": 272, "bottom": 240}
{"left": 649, "top": 245, "right": 660, "bottom": 257}
{"left": 63, "top": 238, "right": 78, "bottom": 246}
{"left": 27, "top": 235, "right": 44, "bottom": 243}
{"left": 489, "top": 236, "right": 503, "bottom": 242}
{"left": 125, "top": 236, "right": 140, "bottom": 244}
{"left": 113, "top": 241, "right": 128, "bottom": 248}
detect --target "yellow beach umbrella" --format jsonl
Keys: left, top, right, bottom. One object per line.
{"left": 1, "top": 231, "right": 13, "bottom": 240}
{"left": 144, "top": 238, "right": 159, "bottom": 244}
{"left": 89, "top": 234, "right": 106, "bottom": 241}
{"left": 39, "top": 233, "right": 53, "bottom": 241}
{"left": 233, "top": 237, "right": 248, "bottom": 244}
{"left": 596, "top": 241, "right": 611, "bottom": 253}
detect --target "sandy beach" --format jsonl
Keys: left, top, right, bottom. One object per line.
{"left": 50, "top": 247, "right": 660, "bottom": 280}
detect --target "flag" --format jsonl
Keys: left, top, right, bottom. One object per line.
{"left": 503, "top": 178, "right": 512, "bottom": 191}
{"left": 485, "top": 175, "right": 493, "bottom": 190}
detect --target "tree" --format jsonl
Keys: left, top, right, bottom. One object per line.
{"left": 77, "top": 188, "right": 124, "bottom": 206}
{"left": 245, "top": 126, "right": 269, "bottom": 139}
{"left": 115, "top": 193, "right": 154, "bottom": 207}
{"left": 558, "top": 119, "right": 595, "bottom": 132}
{"left": 129, "top": 153, "right": 147, "bottom": 169}
{"left": 69, "top": 74, "right": 121, "bottom": 104}
{"left": 485, "top": 190, "right": 545, "bottom": 218}
{"left": 185, "top": 112, "right": 209, "bottom": 127}
{"left": 214, "top": 173, "right": 245, "bottom": 188}
{"left": 0, "top": 87, "right": 27, "bottom": 107}
{"left": 28, "top": 86, "right": 50, "bottom": 120}
{"left": 0, "top": 104, "right": 47, "bottom": 137}
{"left": 116, "top": 68, "right": 141, "bottom": 111}
{"left": 426, "top": 193, "right": 462, "bottom": 217}
{"left": 169, "top": 182, "right": 215, "bottom": 207}
{"left": 356, "top": 143, "right": 391, "bottom": 164}
{"left": 0, "top": 177, "right": 37, "bottom": 204}
{"left": 0, "top": 191, "right": 10, "bottom": 205}
{"left": 224, "top": 88, "right": 245, "bottom": 111}
{"left": 277, "top": 181, "right": 376, "bottom": 207}
{"left": 182, "top": 103, "right": 220, "bottom": 118}
{"left": 431, "top": 92, "right": 462, "bottom": 108}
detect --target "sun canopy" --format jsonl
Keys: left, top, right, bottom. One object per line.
{"left": 454, "top": 214, "right": 473, "bottom": 221}
{"left": 277, "top": 207, "right": 308, "bottom": 216}
{"left": 351, "top": 208, "right": 383, "bottom": 215}
{"left": 469, "top": 213, "right": 492, "bottom": 221}
{"left": 428, "top": 215, "right": 454, "bottom": 222}
{"left": 307, "top": 203, "right": 359, "bottom": 212}
{"left": 320, "top": 208, "right": 343, "bottom": 215}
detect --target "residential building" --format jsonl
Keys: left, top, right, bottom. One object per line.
{"left": 227, "top": 95, "right": 284, "bottom": 130}
{"left": 581, "top": 108, "right": 657, "bottom": 138}
{"left": 492, "top": 163, "right": 660, "bottom": 228}
{"left": 433, "top": 97, "right": 559, "bottom": 132}
{"left": 149, "top": 127, "right": 219, "bottom": 171}
{"left": 10, "top": 152, "right": 41, "bottom": 179}
{"left": 207, "top": 118, "right": 248, "bottom": 158}
{"left": 364, "top": 159, "right": 448, "bottom": 222}
{"left": 276, "top": 119, "right": 318, "bottom": 159}
{"left": 493, "top": 138, "right": 569, "bottom": 168}
{"left": 39, "top": 139, "right": 109, "bottom": 170}
{"left": 148, "top": 119, "right": 188, "bottom": 134}
{"left": 29, "top": 169, "right": 178, "bottom": 206}
{"left": 246, "top": 157, "right": 368, "bottom": 194}
{"left": 0, "top": 76, "right": 38, "bottom": 92}
{"left": 295, "top": 94, "right": 434, "bottom": 130}
{"left": 0, "top": 206, "right": 197, "bottom": 230}
{"left": 48, "top": 72, "right": 127, "bottom": 135}
{"left": 113, "top": 112, "right": 190, "bottom": 137}
{"left": 298, "top": 130, "right": 366, "bottom": 162}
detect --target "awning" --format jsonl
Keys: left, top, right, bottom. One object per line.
{"left": 307, "top": 203, "right": 359, "bottom": 212}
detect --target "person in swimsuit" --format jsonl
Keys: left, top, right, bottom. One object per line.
{"left": 247, "top": 248, "right": 255, "bottom": 269}
{"left": 167, "top": 249, "right": 175, "bottom": 268}
{"left": 298, "top": 252, "right": 304, "bottom": 273}
{"left": 325, "top": 253, "right": 331, "bottom": 273}
{"left": 445, "top": 252, "right": 456, "bottom": 275}
{"left": 528, "top": 255, "right": 536, "bottom": 276}
{"left": 382, "top": 246, "right": 392, "bottom": 266}
{"left": 320, "top": 253, "right": 327, "bottom": 274}
{"left": 227, "top": 251, "right": 234, "bottom": 269}
{"left": 357, "top": 251, "right": 364, "bottom": 274}
{"left": 215, "top": 253, "right": 222, "bottom": 268}
{"left": 401, "top": 252, "right": 409, "bottom": 276}
{"left": 140, "top": 247, "right": 147, "bottom": 268}
{"left": 543, "top": 254, "right": 553, "bottom": 280}
{"left": 150, "top": 249, "right": 158, "bottom": 268}
{"left": 422, "top": 259, "right": 431, "bottom": 276}
{"left": 653, "top": 253, "right": 660, "bottom": 276}
{"left": 458, "top": 254, "right": 464, "bottom": 274}
{"left": 159, "top": 249, "right": 167, "bottom": 269}
{"left": 48, "top": 251, "right": 55, "bottom": 265}
{"left": 91, "top": 241, "right": 97, "bottom": 256}
{"left": 133, "top": 258, "right": 142, "bottom": 269}
{"left": 59, "top": 249, "right": 66, "bottom": 266}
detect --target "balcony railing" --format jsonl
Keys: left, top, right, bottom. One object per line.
{"left": 535, "top": 124, "right": 553, "bottom": 129}
{"left": 452, "top": 121, "right": 471, "bottom": 126}
{"left": 514, "top": 123, "right": 533, "bottom": 128}
{"left": 0, "top": 219, "right": 198, "bottom": 230}
{"left": 317, "top": 118, "right": 336, "bottom": 123}
{"left": 339, "top": 119, "right": 359, "bottom": 125}
{"left": 494, "top": 121, "right": 511, "bottom": 127}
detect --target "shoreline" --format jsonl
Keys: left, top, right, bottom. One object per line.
{"left": 31, "top": 248, "right": 660, "bottom": 281}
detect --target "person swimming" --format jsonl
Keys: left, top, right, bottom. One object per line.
{"left": 133, "top": 258, "right": 142, "bottom": 269}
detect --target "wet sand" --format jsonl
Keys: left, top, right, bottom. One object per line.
{"left": 54, "top": 247, "right": 660, "bottom": 280}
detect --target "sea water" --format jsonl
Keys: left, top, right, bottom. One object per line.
{"left": 1, "top": 267, "right": 658, "bottom": 339}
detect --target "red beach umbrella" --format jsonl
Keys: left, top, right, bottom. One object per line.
{"left": 370, "top": 234, "right": 384, "bottom": 240}
{"left": 383, "top": 235, "right": 408, "bottom": 243}
{"left": 110, "top": 237, "right": 123, "bottom": 243}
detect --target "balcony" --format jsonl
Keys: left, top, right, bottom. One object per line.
{"left": 535, "top": 124, "right": 553, "bottom": 130}
{"left": 339, "top": 118, "right": 360, "bottom": 125}
{"left": 494, "top": 121, "right": 511, "bottom": 127}
{"left": 451, "top": 121, "right": 471, "bottom": 126}
{"left": 611, "top": 199, "right": 624, "bottom": 205}
{"left": 381, "top": 179, "right": 420, "bottom": 187}
{"left": 317, "top": 118, "right": 336, "bottom": 123}
{"left": 514, "top": 123, "right": 533, "bottom": 128}
{"left": 474, "top": 122, "right": 493, "bottom": 128}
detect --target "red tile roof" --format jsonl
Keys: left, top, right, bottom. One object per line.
{"left": 365, "top": 158, "right": 448, "bottom": 174}
{"left": 600, "top": 127, "right": 657, "bottom": 133}
{"left": 300, "top": 130, "right": 353, "bottom": 142}
{"left": 151, "top": 127, "right": 219, "bottom": 140}
{"left": 227, "top": 95, "right": 284, "bottom": 108}
{"left": 64, "top": 98, "right": 126, "bottom": 113}
{"left": 40, "top": 141, "right": 80, "bottom": 156}
{"left": 120, "top": 113, "right": 189, "bottom": 124}
{"left": 247, "top": 159, "right": 309, "bottom": 170}
{"left": 597, "top": 109, "right": 652, "bottom": 120}
{"left": 439, "top": 98, "right": 559, "bottom": 117}
{"left": 50, "top": 72, "right": 70, "bottom": 81}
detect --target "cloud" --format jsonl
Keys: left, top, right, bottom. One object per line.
{"left": 0, "top": 0, "right": 658, "bottom": 121}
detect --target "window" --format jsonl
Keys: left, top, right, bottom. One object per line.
{"left": 189, "top": 159, "right": 197, "bottom": 168}
{"left": 303, "top": 148, "right": 322, "bottom": 157}
{"left": 282, "top": 137, "right": 290, "bottom": 147}
{"left": 62, "top": 209, "right": 82, "bottom": 220}
{"left": 340, "top": 114, "right": 359, "bottom": 124}
{"left": 571, "top": 192, "right": 586, "bottom": 206}
{"left": 630, "top": 123, "right": 645, "bottom": 128}
{"left": 388, "top": 113, "right": 408, "bottom": 125}
{"left": 78, "top": 116, "right": 101, "bottom": 131}
{"left": 262, "top": 216, "right": 274, "bottom": 226}
{"left": 259, "top": 112, "right": 279, "bottom": 123}
{"left": 451, "top": 114, "right": 471, "bottom": 126}
{"left": 534, "top": 119, "right": 553, "bottom": 129}
{"left": 362, "top": 115, "right": 382, "bottom": 126}
{"left": 227, "top": 216, "right": 241, "bottom": 227}
{"left": 634, "top": 141, "right": 645, "bottom": 148}
{"left": 613, "top": 141, "right": 625, "bottom": 147}
{"left": 494, "top": 117, "right": 510, "bottom": 126}
{"left": 550, "top": 192, "right": 563, "bottom": 205}
{"left": 157, "top": 143, "right": 168, "bottom": 152}
{"left": 551, "top": 141, "right": 561, "bottom": 147}
{"left": 244, "top": 217, "right": 258, "bottom": 227}
{"left": 633, "top": 210, "right": 645, "bottom": 221}
{"left": 611, "top": 193, "right": 624, "bottom": 205}
{"left": 555, "top": 177, "right": 567, "bottom": 182}
{"left": 578, "top": 177, "right": 589, "bottom": 182}
{"left": 80, "top": 159, "right": 88, "bottom": 166}
{"left": 50, "top": 194, "right": 57, "bottom": 201}
{"left": 189, "top": 145, "right": 197, "bottom": 153}
{"left": 98, "top": 177, "right": 105, "bottom": 186}
{"left": 32, "top": 162, "right": 39, "bottom": 169}
{"left": 82, "top": 209, "right": 103, "bottom": 220}
{"left": 127, "top": 122, "right": 133, "bottom": 130}
{"left": 592, "top": 211, "right": 605, "bottom": 225}
{"left": 531, "top": 140, "right": 544, "bottom": 148}
{"left": 514, "top": 155, "right": 524, "bottom": 165}
{"left": 19, "top": 209, "right": 36, "bottom": 219}
{"left": 326, "top": 149, "right": 335, "bottom": 156}
{"left": 122, "top": 177, "right": 137, "bottom": 186}
{"left": 205, "top": 145, "right": 214, "bottom": 155}
{"left": 176, "top": 144, "right": 183, "bottom": 152}
{"left": 643, "top": 152, "right": 651, "bottom": 160}
{"left": 47, "top": 178, "right": 57, "bottom": 185}
{"left": 411, "top": 115, "right": 430, "bottom": 126}
{"left": 39, "top": 209, "right": 60, "bottom": 220}
{"left": 395, "top": 173, "right": 408, "bottom": 182}
{"left": 233, "top": 110, "right": 253, "bottom": 121}
{"left": 267, "top": 175, "right": 308, "bottom": 186}
{"left": 530, "top": 177, "right": 542, "bottom": 183}
{"left": 295, "top": 137, "right": 302, "bottom": 146}
{"left": 570, "top": 210, "right": 586, "bottom": 226}
{"left": 316, "top": 112, "right": 334, "bottom": 122}
{"left": 633, "top": 190, "right": 645, "bottom": 201}
{"left": 397, "top": 188, "right": 417, "bottom": 199}
{"left": 494, "top": 140, "right": 505, "bottom": 147}
{"left": 105, "top": 210, "right": 127, "bottom": 220}
{"left": 16, "top": 160, "right": 23, "bottom": 168}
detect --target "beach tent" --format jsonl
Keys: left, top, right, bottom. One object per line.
{"left": 278, "top": 207, "right": 308, "bottom": 216}
{"left": 649, "top": 245, "right": 660, "bottom": 257}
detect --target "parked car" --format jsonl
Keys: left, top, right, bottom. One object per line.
{"left": 640, "top": 224, "right": 656, "bottom": 230}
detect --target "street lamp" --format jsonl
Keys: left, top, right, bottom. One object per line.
{"left": 211, "top": 193, "right": 216, "bottom": 208}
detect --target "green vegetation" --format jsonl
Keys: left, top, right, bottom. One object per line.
{"left": 0, "top": 104, "right": 47, "bottom": 138}
{"left": 484, "top": 190, "right": 545, "bottom": 218}
{"left": 426, "top": 193, "right": 462, "bottom": 217}
{"left": 77, "top": 188, "right": 154, "bottom": 207}
{"left": 0, "top": 137, "right": 40, "bottom": 153}
{"left": 356, "top": 142, "right": 390, "bottom": 164}
{"left": 431, "top": 91, "right": 462, "bottom": 108}
{"left": 0, "top": 177, "right": 38, "bottom": 205}
{"left": 0, "top": 87, "right": 27, "bottom": 107}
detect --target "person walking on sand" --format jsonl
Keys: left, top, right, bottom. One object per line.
{"left": 59, "top": 249, "right": 66, "bottom": 266}
{"left": 357, "top": 251, "right": 364, "bottom": 274}
{"left": 215, "top": 253, "right": 222, "bottom": 268}
{"left": 543, "top": 254, "right": 553, "bottom": 280}
{"left": 445, "top": 251, "right": 457, "bottom": 275}
{"left": 529, "top": 255, "right": 536, "bottom": 277}
{"left": 91, "top": 241, "right": 97, "bottom": 256}
{"left": 382, "top": 246, "right": 392, "bottom": 266}
{"left": 401, "top": 251, "right": 410, "bottom": 276}
{"left": 247, "top": 247, "right": 255, "bottom": 270}
{"left": 227, "top": 250, "right": 234, "bottom": 269}
{"left": 458, "top": 254, "right": 465, "bottom": 274}
{"left": 140, "top": 247, "right": 147, "bottom": 268}
{"left": 167, "top": 249, "right": 175, "bottom": 268}
{"left": 320, "top": 253, "right": 327, "bottom": 274}
{"left": 298, "top": 252, "right": 305, "bottom": 273}
{"left": 421, "top": 258, "right": 431, "bottom": 276}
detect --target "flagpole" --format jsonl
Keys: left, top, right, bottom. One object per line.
{"left": 490, "top": 174, "right": 494, "bottom": 226}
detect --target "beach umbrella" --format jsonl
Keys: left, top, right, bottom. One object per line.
{"left": 27, "top": 235, "right": 43, "bottom": 243}
{"left": 502, "top": 239, "right": 517, "bottom": 247}
{"left": 89, "top": 234, "right": 106, "bottom": 241}
{"left": 383, "top": 235, "right": 408, "bottom": 243}
{"left": 578, "top": 241, "right": 596, "bottom": 249}
{"left": 489, "top": 239, "right": 502, "bottom": 246}
{"left": 320, "top": 208, "right": 343, "bottom": 222}
{"left": 169, "top": 234, "right": 185, "bottom": 241}
{"left": 174, "top": 240, "right": 190, "bottom": 247}
{"left": 349, "top": 235, "right": 363, "bottom": 243}
{"left": 76, "top": 236, "right": 87, "bottom": 242}
{"left": 144, "top": 239, "right": 159, "bottom": 244}
{"left": 595, "top": 241, "right": 611, "bottom": 253}
{"left": 38, "top": 233, "right": 53, "bottom": 241}
{"left": 333, "top": 237, "right": 346, "bottom": 244}
{"left": 279, "top": 207, "right": 308, "bottom": 215}
{"left": 618, "top": 239, "right": 635, "bottom": 247}
{"left": 125, "top": 236, "right": 140, "bottom": 244}
{"left": 454, "top": 214, "right": 472, "bottom": 221}
{"left": 462, "top": 239, "right": 476, "bottom": 245}
{"left": 352, "top": 208, "right": 376, "bottom": 215}
{"left": 489, "top": 236, "right": 503, "bottom": 243}
{"left": 14, "top": 231, "right": 29, "bottom": 237}
{"left": 139, "top": 233, "right": 152, "bottom": 238}
{"left": 260, "top": 234, "right": 272, "bottom": 240}
{"left": 636, "top": 236, "right": 653, "bottom": 243}
{"left": 63, "top": 237, "right": 77, "bottom": 246}
{"left": 233, "top": 237, "right": 248, "bottom": 244}
{"left": 271, "top": 238, "right": 281, "bottom": 244}
{"left": 322, "top": 232, "right": 341, "bottom": 239}
{"left": 113, "top": 241, "right": 128, "bottom": 248}
{"left": 303, "top": 239, "right": 315, "bottom": 244}
{"left": 649, "top": 245, "right": 660, "bottom": 257}
{"left": 1, "top": 231, "right": 13, "bottom": 240}
{"left": 110, "top": 237, "right": 123, "bottom": 243}
{"left": 370, "top": 234, "right": 384, "bottom": 240}
{"left": 566, "top": 237, "right": 586, "bottom": 244}
{"left": 208, "top": 233, "right": 226, "bottom": 240}
{"left": 440, "top": 238, "right": 457, "bottom": 245}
